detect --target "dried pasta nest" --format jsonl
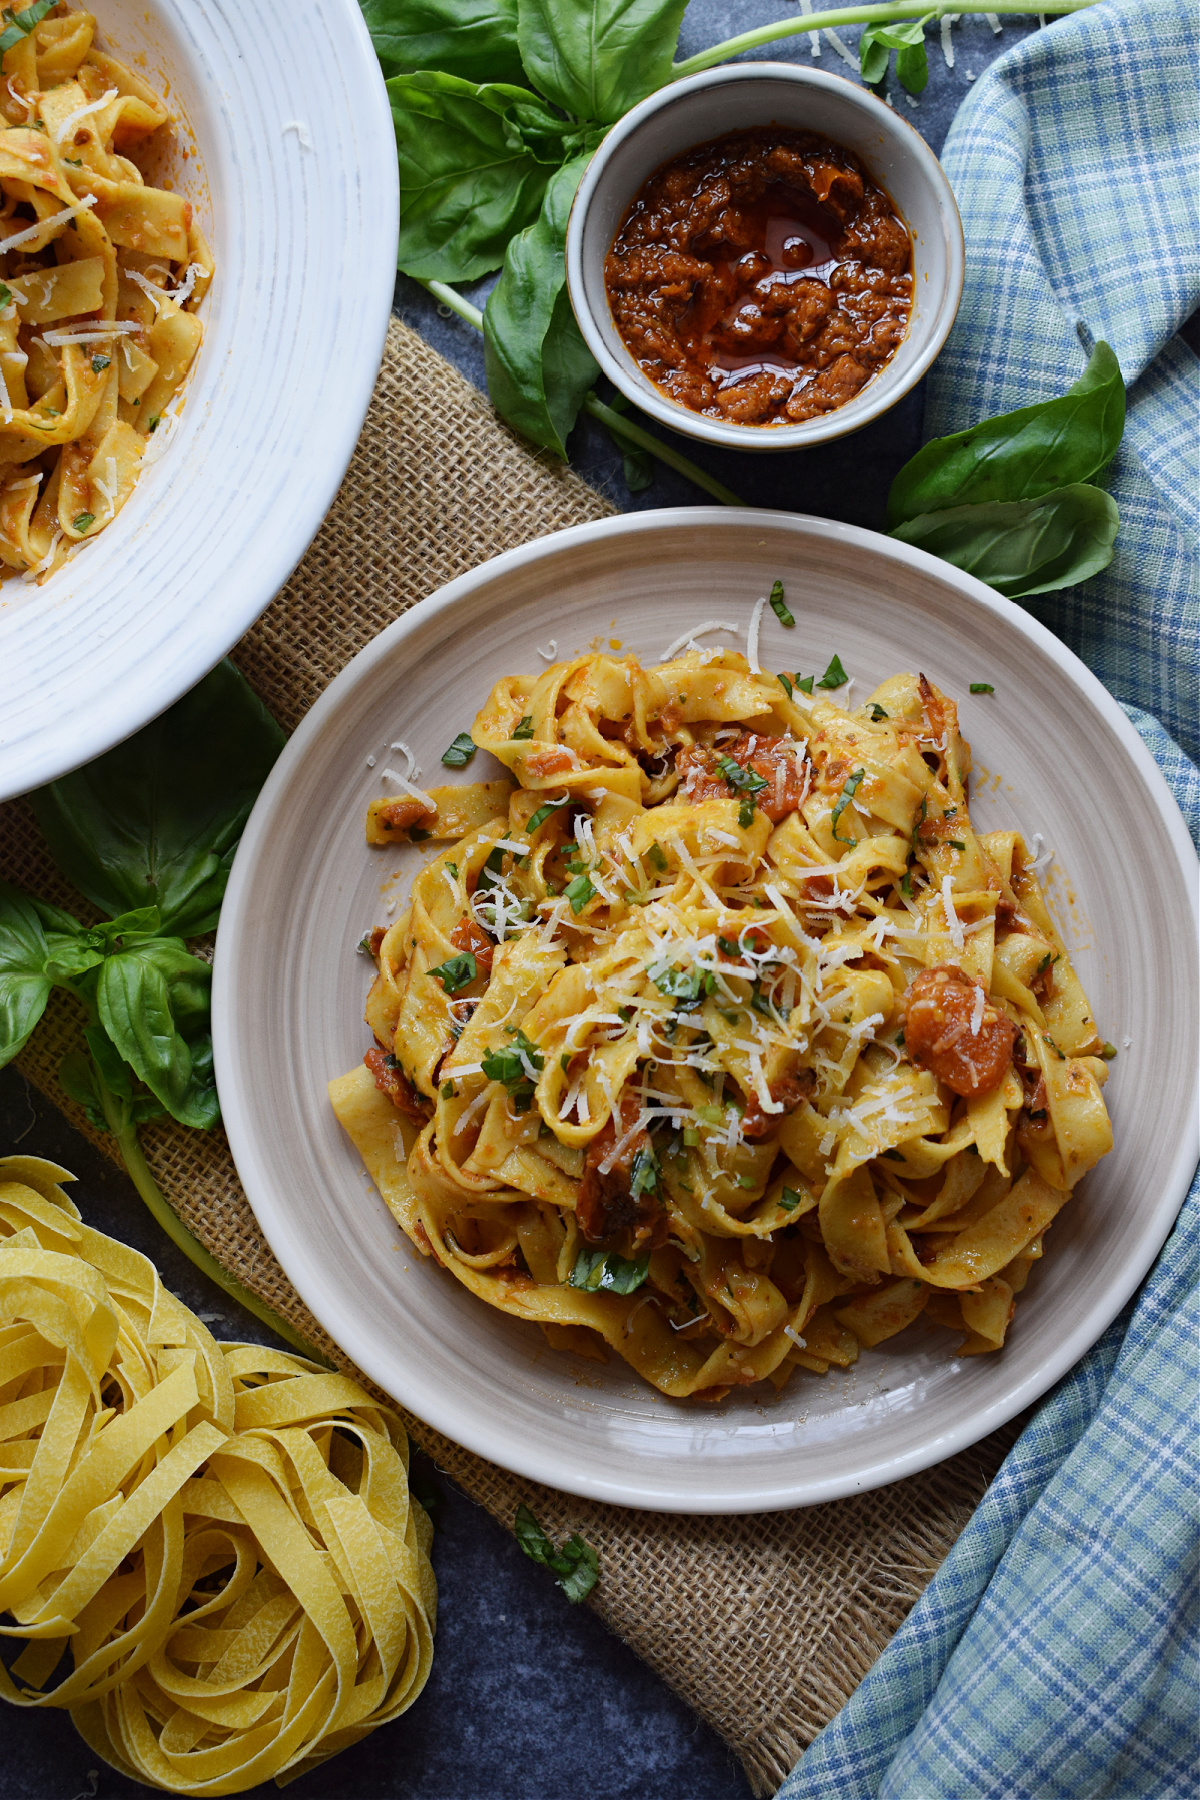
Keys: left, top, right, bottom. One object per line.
{"left": 0, "top": 1156, "right": 435, "bottom": 1794}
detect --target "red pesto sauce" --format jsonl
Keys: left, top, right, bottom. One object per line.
{"left": 604, "top": 127, "right": 913, "bottom": 427}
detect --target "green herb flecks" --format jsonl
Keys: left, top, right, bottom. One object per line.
{"left": 481, "top": 1028, "right": 544, "bottom": 1109}
{"left": 715, "top": 754, "right": 767, "bottom": 829}
{"left": 0, "top": 1, "right": 54, "bottom": 56}
{"left": 564, "top": 870, "right": 594, "bottom": 913}
{"left": 1100, "top": 1042, "right": 1118, "bottom": 1059}
{"left": 568, "top": 1246, "right": 650, "bottom": 1296}
{"left": 72, "top": 511, "right": 94, "bottom": 533}
{"left": 831, "top": 768, "right": 866, "bottom": 846}
{"left": 511, "top": 714, "right": 535, "bottom": 740}
{"left": 91, "top": 354, "right": 110, "bottom": 373}
{"left": 648, "top": 958, "right": 705, "bottom": 1006}
{"left": 513, "top": 1503, "right": 600, "bottom": 1603}
{"left": 526, "top": 793, "right": 569, "bottom": 832}
{"left": 969, "top": 683, "right": 995, "bottom": 694}
{"left": 815, "top": 653, "right": 848, "bottom": 690}
{"left": 797, "top": 674, "right": 815, "bottom": 694}
{"left": 768, "top": 580, "right": 794, "bottom": 627}
{"left": 778, "top": 672, "right": 793, "bottom": 699}
{"left": 428, "top": 951, "right": 477, "bottom": 993}
{"left": 441, "top": 732, "right": 477, "bottom": 767}
{"left": 867, "top": 702, "right": 888, "bottom": 721}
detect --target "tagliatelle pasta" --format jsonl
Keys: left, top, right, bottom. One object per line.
{"left": 0, "top": 1157, "right": 435, "bottom": 1793}
{"left": 333, "top": 642, "right": 1114, "bottom": 1402}
{"left": 0, "top": 5, "right": 211, "bottom": 580}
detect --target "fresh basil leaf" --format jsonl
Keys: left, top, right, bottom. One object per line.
{"left": 360, "top": 0, "right": 526, "bottom": 86}
{"left": 28, "top": 661, "right": 284, "bottom": 939}
{"left": 428, "top": 951, "right": 477, "bottom": 993}
{"left": 516, "top": 0, "right": 687, "bottom": 124}
{"left": 648, "top": 958, "right": 703, "bottom": 1003}
{"left": 887, "top": 343, "right": 1125, "bottom": 527}
{"left": 441, "top": 732, "right": 477, "bottom": 767}
{"left": 96, "top": 940, "right": 218, "bottom": 1129}
{"left": 890, "top": 483, "right": 1119, "bottom": 599}
{"left": 564, "top": 871, "right": 594, "bottom": 913}
{"left": 815, "top": 654, "right": 847, "bottom": 690}
{"left": 511, "top": 715, "right": 536, "bottom": 740}
{"left": 513, "top": 1505, "right": 600, "bottom": 1602}
{"left": 526, "top": 793, "right": 569, "bottom": 832}
{"left": 389, "top": 71, "right": 566, "bottom": 281}
{"left": 831, "top": 768, "right": 866, "bottom": 846}
{"left": 484, "top": 154, "right": 599, "bottom": 459}
{"left": 859, "top": 16, "right": 928, "bottom": 88}
{"left": 0, "top": 883, "right": 57, "bottom": 1067}
{"left": 768, "top": 580, "right": 794, "bottom": 627}
{"left": 553, "top": 1534, "right": 600, "bottom": 1602}
{"left": 568, "top": 1246, "right": 650, "bottom": 1294}
{"left": 0, "top": 0, "right": 53, "bottom": 56}
{"left": 57, "top": 1049, "right": 107, "bottom": 1130}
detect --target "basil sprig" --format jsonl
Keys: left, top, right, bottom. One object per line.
{"left": 887, "top": 343, "right": 1124, "bottom": 598}
{"left": 0, "top": 664, "right": 315, "bottom": 1355}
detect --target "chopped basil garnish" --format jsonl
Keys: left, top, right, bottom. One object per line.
{"left": 867, "top": 702, "right": 888, "bottom": 721}
{"left": 1100, "top": 1042, "right": 1118, "bottom": 1059}
{"left": 815, "top": 653, "right": 848, "bottom": 689}
{"left": 441, "top": 732, "right": 476, "bottom": 767}
{"left": 0, "top": 282, "right": 11, "bottom": 308}
{"left": 91, "top": 354, "right": 110, "bottom": 373}
{"left": 648, "top": 958, "right": 705, "bottom": 1004}
{"left": 482, "top": 1029, "right": 544, "bottom": 1108}
{"left": 409, "top": 826, "right": 430, "bottom": 841}
{"left": 72, "top": 511, "right": 95, "bottom": 532}
{"left": 526, "top": 793, "right": 569, "bottom": 832}
{"left": 147, "top": 415, "right": 160, "bottom": 431}
{"left": 948, "top": 838, "right": 966, "bottom": 850}
{"left": 428, "top": 951, "right": 477, "bottom": 993}
{"left": 715, "top": 756, "right": 768, "bottom": 824}
{"left": 768, "top": 579, "right": 794, "bottom": 627}
{"left": 564, "top": 871, "right": 594, "bottom": 913}
{"left": 445, "top": 861, "right": 458, "bottom": 878}
{"left": 511, "top": 714, "right": 535, "bottom": 740}
{"left": 969, "top": 683, "right": 995, "bottom": 694}
{"left": 647, "top": 841, "right": 668, "bottom": 873}
{"left": 778, "top": 671, "right": 794, "bottom": 699}
{"left": 568, "top": 1246, "right": 650, "bottom": 1296}
{"left": 513, "top": 1504, "right": 599, "bottom": 1604}
{"left": 629, "top": 1144, "right": 659, "bottom": 1200}
{"left": 0, "top": 2, "right": 54, "bottom": 56}
{"left": 831, "top": 767, "right": 866, "bottom": 845}
{"left": 797, "top": 674, "right": 814, "bottom": 694}
{"left": 440, "top": 1080, "right": 456, "bottom": 1099}
{"left": 881, "top": 1148, "right": 905, "bottom": 1162}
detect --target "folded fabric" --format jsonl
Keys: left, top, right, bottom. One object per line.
{"left": 780, "top": 5, "right": 1200, "bottom": 1796}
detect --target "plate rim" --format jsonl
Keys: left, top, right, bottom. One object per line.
{"left": 214, "top": 508, "right": 1200, "bottom": 1513}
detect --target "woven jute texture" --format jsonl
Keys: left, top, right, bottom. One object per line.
{"left": 2, "top": 317, "right": 1022, "bottom": 1796}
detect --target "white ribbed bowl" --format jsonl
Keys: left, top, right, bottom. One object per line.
{"left": 214, "top": 510, "right": 1198, "bottom": 1514}
{"left": 0, "top": 0, "right": 398, "bottom": 800}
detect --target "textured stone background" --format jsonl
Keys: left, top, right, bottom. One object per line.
{"left": 3, "top": 7, "right": 1038, "bottom": 1797}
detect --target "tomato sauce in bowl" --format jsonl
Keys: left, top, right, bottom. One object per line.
{"left": 603, "top": 127, "right": 913, "bottom": 428}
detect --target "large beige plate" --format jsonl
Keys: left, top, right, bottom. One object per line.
{"left": 213, "top": 512, "right": 1198, "bottom": 1514}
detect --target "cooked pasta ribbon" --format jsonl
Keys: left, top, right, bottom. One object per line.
{"left": 334, "top": 651, "right": 1113, "bottom": 1400}
{"left": 0, "top": 1157, "right": 435, "bottom": 1793}
{"left": 0, "top": 7, "right": 211, "bottom": 579}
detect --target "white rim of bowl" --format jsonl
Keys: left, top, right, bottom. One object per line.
{"left": 565, "top": 64, "right": 965, "bottom": 453}
{"left": 0, "top": 0, "right": 399, "bottom": 801}
{"left": 214, "top": 510, "right": 1199, "bottom": 1512}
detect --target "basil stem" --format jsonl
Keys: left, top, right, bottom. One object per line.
{"left": 418, "top": 278, "right": 746, "bottom": 508}
{"left": 672, "top": 2, "right": 1101, "bottom": 79}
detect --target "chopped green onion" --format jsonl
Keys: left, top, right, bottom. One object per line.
{"left": 441, "top": 732, "right": 476, "bottom": 767}
{"left": 768, "top": 579, "right": 794, "bottom": 627}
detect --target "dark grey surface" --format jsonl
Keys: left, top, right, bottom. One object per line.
{"left": 2, "top": 9, "right": 1038, "bottom": 1797}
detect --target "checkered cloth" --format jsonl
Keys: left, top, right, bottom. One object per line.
{"left": 780, "top": 5, "right": 1200, "bottom": 1796}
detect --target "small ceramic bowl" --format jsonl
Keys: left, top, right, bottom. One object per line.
{"left": 565, "top": 63, "right": 964, "bottom": 454}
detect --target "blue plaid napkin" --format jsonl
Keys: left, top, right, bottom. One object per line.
{"left": 780, "top": 5, "right": 1200, "bottom": 1796}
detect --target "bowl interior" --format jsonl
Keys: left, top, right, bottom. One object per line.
{"left": 215, "top": 511, "right": 1198, "bottom": 1514}
{"left": 0, "top": 0, "right": 397, "bottom": 800}
{"left": 569, "top": 66, "right": 962, "bottom": 451}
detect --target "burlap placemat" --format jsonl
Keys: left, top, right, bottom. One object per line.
{"left": 2, "top": 317, "right": 1023, "bottom": 1796}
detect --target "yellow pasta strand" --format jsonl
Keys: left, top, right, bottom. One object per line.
{"left": 0, "top": 1157, "right": 435, "bottom": 1793}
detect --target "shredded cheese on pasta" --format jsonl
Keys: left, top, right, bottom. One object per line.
{"left": 333, "top": 646, "right": 1114, "bottom": 1402}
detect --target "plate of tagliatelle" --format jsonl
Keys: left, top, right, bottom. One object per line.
{"left": 0, "top": 0, "right": 396, "bottom": 799}
{"left": 214, "top": 511, "right": 1199, "bottom": 1513}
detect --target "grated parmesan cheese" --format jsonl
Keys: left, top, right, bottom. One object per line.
{"left": 746, "top": 593, "right": 767, "bottom": 673}
{"left": 660, "top": 619, "right": 741, "bottom": 661}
